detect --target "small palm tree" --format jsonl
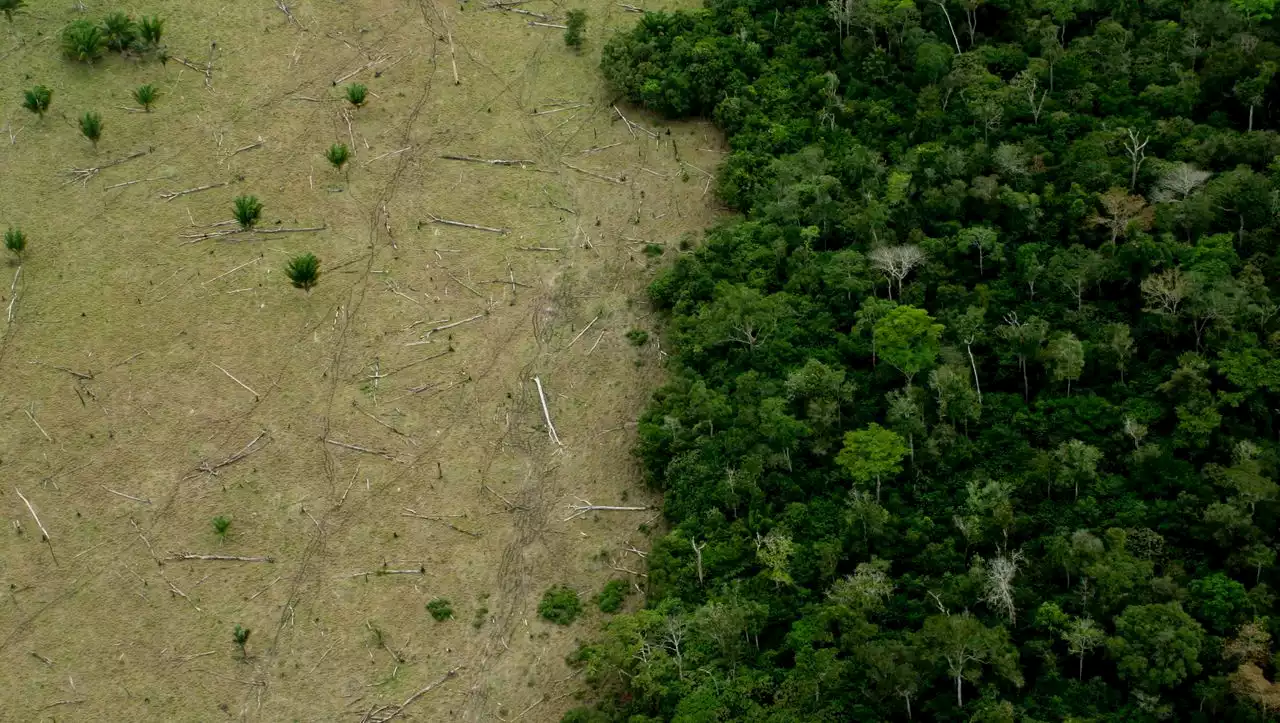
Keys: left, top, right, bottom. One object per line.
{"left": 133, "top": 84, "right": 158, "bottom": 111}
{"left": 4, "top": 228, "right": 26, "bottom": 260}
{"left": 138, "top": 15, "right": 163, "bottom": 46}
{"left": 61, "top": 20, "right": 105, "bottom": 63}
{"left": 0, "top": 0, "right": 27, "bottom": 23}
{"left": 232, "top": 624, "right": 251, "bottom": 660}
{"left": 285, "top": 253, "right": 321, "bottom": 291}
{"left": 79, "top": 111, "right": 102, "bottom": 149}
{"left": 345, "top": 83, "right": 368, "bottom": 108}
{"left": 101, "top": 12, "right": 137, "bottom": 53}
{"left": 21, "top": 86, "right": 51, "bottom": 118}
{"left": 233, "top": 195, "right": 263, "bottom": 230}
{"left": 324, "top": 143, "right": 350, "bottom": 172}
{"left": 212, "top": 515, "right": 231, "bottom": 542}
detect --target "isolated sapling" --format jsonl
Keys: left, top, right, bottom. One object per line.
{"left": 285, "top": 253, "right": 320, "bottom": 291}
{"left": 538, "top": 585, "right": 583, "bottom": 625}
{"left": 345, "top": 83, "right": 368, "bottom": 108}
{"left": 21, "top": 86, "right": 51, "bottom": 118}
{"left": 232, "top": 195, "right": 263, "bottom": 230}
{"left": 101, "top": 12, "right": 137, "bottom": 53}
{"left": 564, "top": 10, "right": 587, "bottom": 48}
{"left": 61, "top": 20, "right": 104, "bottom": 63}
{"left": 212, "top": 515, "right": 231, "bottom": 542}
{"left": 138, "top": 15, "right": 163, "bottom": 46}
{"left": 132, "top": 84, "right": 158, "bottom": 111}
{"left": 427, "top": 598, "right": 454, "bottom": 621}
{"left": 324, "top": 143, "right": 350, "bottom": 172}
{"left": 1, "top": 0, "right": 26, "bottom": 24}
{"left": 232, "top": 624, "right": 251, "bottom": 659}
{"left": 4, "top": 228, "right": 26, "bottom": 260}
{"left": 78, "top": 111, "right": 102, "bottom": 149}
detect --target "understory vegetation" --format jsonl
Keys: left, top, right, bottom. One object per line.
{"left": 567, "top": 0, "right": 1280, "bottom": 720}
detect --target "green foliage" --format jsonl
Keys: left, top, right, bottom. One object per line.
{"left": 836, "top": 423, "right": 907, "bottom": 501}
{"left": 1108, "top": 603, "right": 1204, "bottom": 691}
{"left": 132, "top": 84, "right": 158, "bottom": 111}
{"left": 284, "top": 253, "right": 320, "bottom": 292}
{"left": 21, "top": 85, "right": 50, "bottom": 117}
{"left": 538, "top": 585, "right": 582, "bottom": 625}
{"left": 78, "top": 112, "right": 102, "bottom": 148}
{"left": 324, "top": 143, "right": 350, "bottom": 171}
{"left": 232, "top": 624, "right": 250, "bottom": 658}
{"left": 345, "top": 83, "right": 367, "bottom": 108}
{"left": 100, "top": 12, "right": 137, "bottom": 52}
{"left": 232, "top": 195, "right": 263, "bottom": 230}
{"left": 0, "top": 0, "right": 26, "bottom": 23}
{"left": 138, "top": 15, "right": 164, "bottom": 46}
{"left": 595, "top": 579, "right": 628, "bottom": 613}
{"left": 61, "top": 20, "right": 104, "bottom": 63}
{"left": 212, "top": 515, "right": 231, "bottom": 540}
{"left": 4, "top": 228, "right": 26, "bottom": 259}
{"left": 873, "top": 305, "right": 943, "bottom": 383}
{"left": 426, "top": 598, "right": 454, "bottom": 621}
{"left": 564, "top": 9, "right": 587, "bottom": 48}
{"left": 625, "top": 329, "right": 649, "bottom": 346}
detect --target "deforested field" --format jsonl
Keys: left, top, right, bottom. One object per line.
{"left": 0, "top": 0, "right": 720, "bottom": 719}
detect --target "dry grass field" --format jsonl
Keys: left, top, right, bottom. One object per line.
{"left": 0, "top": 0, "right": 721, "bottom": 719}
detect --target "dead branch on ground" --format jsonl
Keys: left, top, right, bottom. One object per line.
{"left": 564, "top": 499, "right": 650, "bottom": 521}
{"left": 7, "top": 266, "right": 20, "bottom": 322}
{"left": 401, "top": 509, "right": 481, "bottom": 538}
{"left": 211, "top": 362, "right": 260, "bottom": 400}
{"left": 63, "top": 149, "right": 148, "bottom": 187}
{"left": 534, "top": 376, "right": 563, "bottom": 447}
{"left": 363, "top": 666, "right": 462, "bottom": 723}
{"left": 168, "top": 553, "right": 276, "bottom": 563}
{"left": 195, "top": 431, "right": 269, "bottom": 476}
{"left": 562, "top": 161, "right": 625, "bottom": 184}
{"left": 614, "top": 105, "right": 659, "bottom": 139}
{"left": 275, "top": 0, "right": 304, "bottom": 27}
{"left": 528, "top": 20, "right": 568, "bottom": 28}
{"left": 342, "top": 567, "right": 425, "bottom": 579}
{"left": 439, "top": 154, "right": 535, "bottom": 168}
{"left": 101, "top": 486, "right": 151, "bottom": 504}
{"left": 159, "top": 181, "right": 228, "bottom": 201}
{"left": 325, "top": 438, "right": 400, "bottom": 462}
{"left": 29, "top": 361, "right": 94, "bottom": 380}
{"left": 421, "top": 212, "right": 508, "bottom": 234}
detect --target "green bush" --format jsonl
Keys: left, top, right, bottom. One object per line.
{"left": 538, "top": 585, "right": 582, "bottom": 625}
{"left": 21, "top": 86, "right": 51, "bottom": 118}
{"left": 212, "top": 515, "right": 231, "bottom": 540}
{"left": 594, "top": 579, "right": 628, "bottom": 613}
{"left": 232, "top": 624, "right": 250, "bottom": 659}
{"left": 0, "top": 0, "right": 27, "bottom": 23}
{"left": 61, "top": 20, "right": 105, "bottom": 63}
{"left": 138, "top": 15, "right": 163, "bottom": 46}
{"left": 132, "top": 84, "right": 158, "bottom": 111}
{"left": 4, "top": 228, "right": 26, "bottom": 260}
{"left": 100, "top": 12, "right": 137, "bottom": 52}
{"left": 564, "top": 9, "right": 587, "bottom": 48}
{"left": 345, "top": 83, "right": 367, "bottom": 108}
{"left": 426, "top": 598, "right": 454, "bottom": 621}
{"left": 233, "top": 195, "right": 263, "bottom": 230}
{"left": 324, "top": 143, "right": 350, "bottom": 171}
{"left": 78, "top": 111, "right": 103, "bottom": 148}
{"left": 285, "top": 253, "right": 321, "bottom": 291}
{"left": 625, "top": 329, "right": 649, "bottom": 346}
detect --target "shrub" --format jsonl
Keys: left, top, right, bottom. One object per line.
{"left": 345, "top": 83, "right": 368, "bottom": 108}
{"left": 426, "top": 598, "right": 454, "bottom": 621}
{"left": 132, "top": 84, "right": 158, "bottom": 111}
{"left": 4, "top": 228, "right": 26, "bottom": 260}
{"left": 79, "top": 111, "right": 103, "bottom": 148}
{"left": 62, "top": 20, "right": 105, "bottom": 63}
{"left": 0, "top": 0, "right": 26, "bottom": 23}
{"left": 212, "top": 515, "right": 231, "bottom": 541}
{"left": 101, "top": 12, "right": 137, "bottom": 52}
{"left": 324, "top": 143, "right": 350, "bottom": 172}
{"left": 538, "top": 585, "right": 582, "bottom": 625}
{"left": 232, "top": 624, "right": 250, "bottom": 659}
{"left": 21, "top": 86, "right": 51, "bottom": 118}
{"left": 285, "top": 253, "right": 321, "bottom": 291}
{"left": 564, "top": 10, "right": 587, "bottom": 48}
{"left": 233, "top": 195, "right": 263, "bottom": 230}
{"left": 594, "top": 579, "right": 628, "bottom": 613}
{"left": 138, "top": 15, "right": 163, "bottom": 46}
{"left": 643, "top": 243, "right": 664, "bottom": 257}
{"left": 625, "top": 329, "right": 649, "bottom": 346}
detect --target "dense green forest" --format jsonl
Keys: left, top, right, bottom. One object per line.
{"left": 566, "top": 0, "right": 1280, "bottom": 720}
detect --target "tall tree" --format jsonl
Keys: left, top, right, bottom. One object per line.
{"left": 837, "top": 423, "right": 909, "bottom": 501}
{"left": 874, "top": 305, "right": 944, "bottom": 385}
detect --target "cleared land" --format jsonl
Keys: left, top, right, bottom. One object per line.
{"left": 0, "top": 0, "right": 721, "bottom": 719}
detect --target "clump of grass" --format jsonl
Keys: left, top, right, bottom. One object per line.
{"left": 0, "top": 0, "right": 26, "bottom": 23}
{"left": 538, "top": 585, "right": 582, "bottom": 625}
{"left": 61, "top": 20, "right": 105, "bottom": 63}
{"left": 79, "top": 111, "right": 103, "bottom": 148}
{"left": 564, "top": 9, "right": 587, "bottom": 48}
{"left": 285, "top": 253, "right": 320, "bottom": 292}
{"left": 138, "top": 15, "right": 163, "bottom": 46}
{"left": 101, "top": 12, "right": 137, "bottom": 53}
{"left": 472, "top": 605, "right": 489, "bottom": 629}
{"left": 324, "top": 143, "right": 350, "bottom": 172}
{"left": 643, "top": 243, "right": 664, "bottom": 257}
{"left": 345, "top": 83, "right": 368, "bottom": 108}
{"left": 232, "top": 624, "right": 251, "bottom": 660}
{"left": 426, "top": 598, "right": 454, "bottom": 621}
{"left": 5, "top": 228, "right": 26, "bottom": 260}
{"left": 594, "top": 579, "right": 629, "bottom": 613}
{"left": 21, "top": 86, "right": 51, "bottom": 118}
{"left": 233, "top": 195, "right": 263, "bottom": 230}
{"left": 212, "top": 515, "right": 231, "bottom": 541}
{"left": 625, "top": 329, "right": 649, "bottom": 346}
{"left": 132, "top": 84, "right": 158, "bottom": 111}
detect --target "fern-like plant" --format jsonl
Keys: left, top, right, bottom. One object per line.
{"left": 233, "top": 195, "right": 263, "bottom": 230}
{"left": 4, "top": 228, "right": 26, "bottom": 260}
{"left": 21, "top": 86, "right": 51, "bottom": 118}
{"left": 138, "top": 15, "right": 163, "bottom": 46}
{"left": 101, "top": 12, "right": 137, "bottom": 53}
{"left": 324, "top": 143, "right": 350, "bottom": 172}
{"left": 232, "top": 624, "right": 251, "bottom": 660}
{"left": 0, "top": 0, "right": 27, "bottom": 23}
{"left": 79, "top": 111, "right": 103, "bottom": 149}
{"left": 61, "top": 20, "right": 105, "bottom": 63}
{"left": 345, "top": 83, "right": 368, "bottom": 108}
{"left": 285, "top": 253, "right": 321, "bottom": 291}
{"left": 132, "top": 84, "right": 158, "bottom": 111}
{"left": 212, "top": 515, "right": 231, "bottom": 541}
